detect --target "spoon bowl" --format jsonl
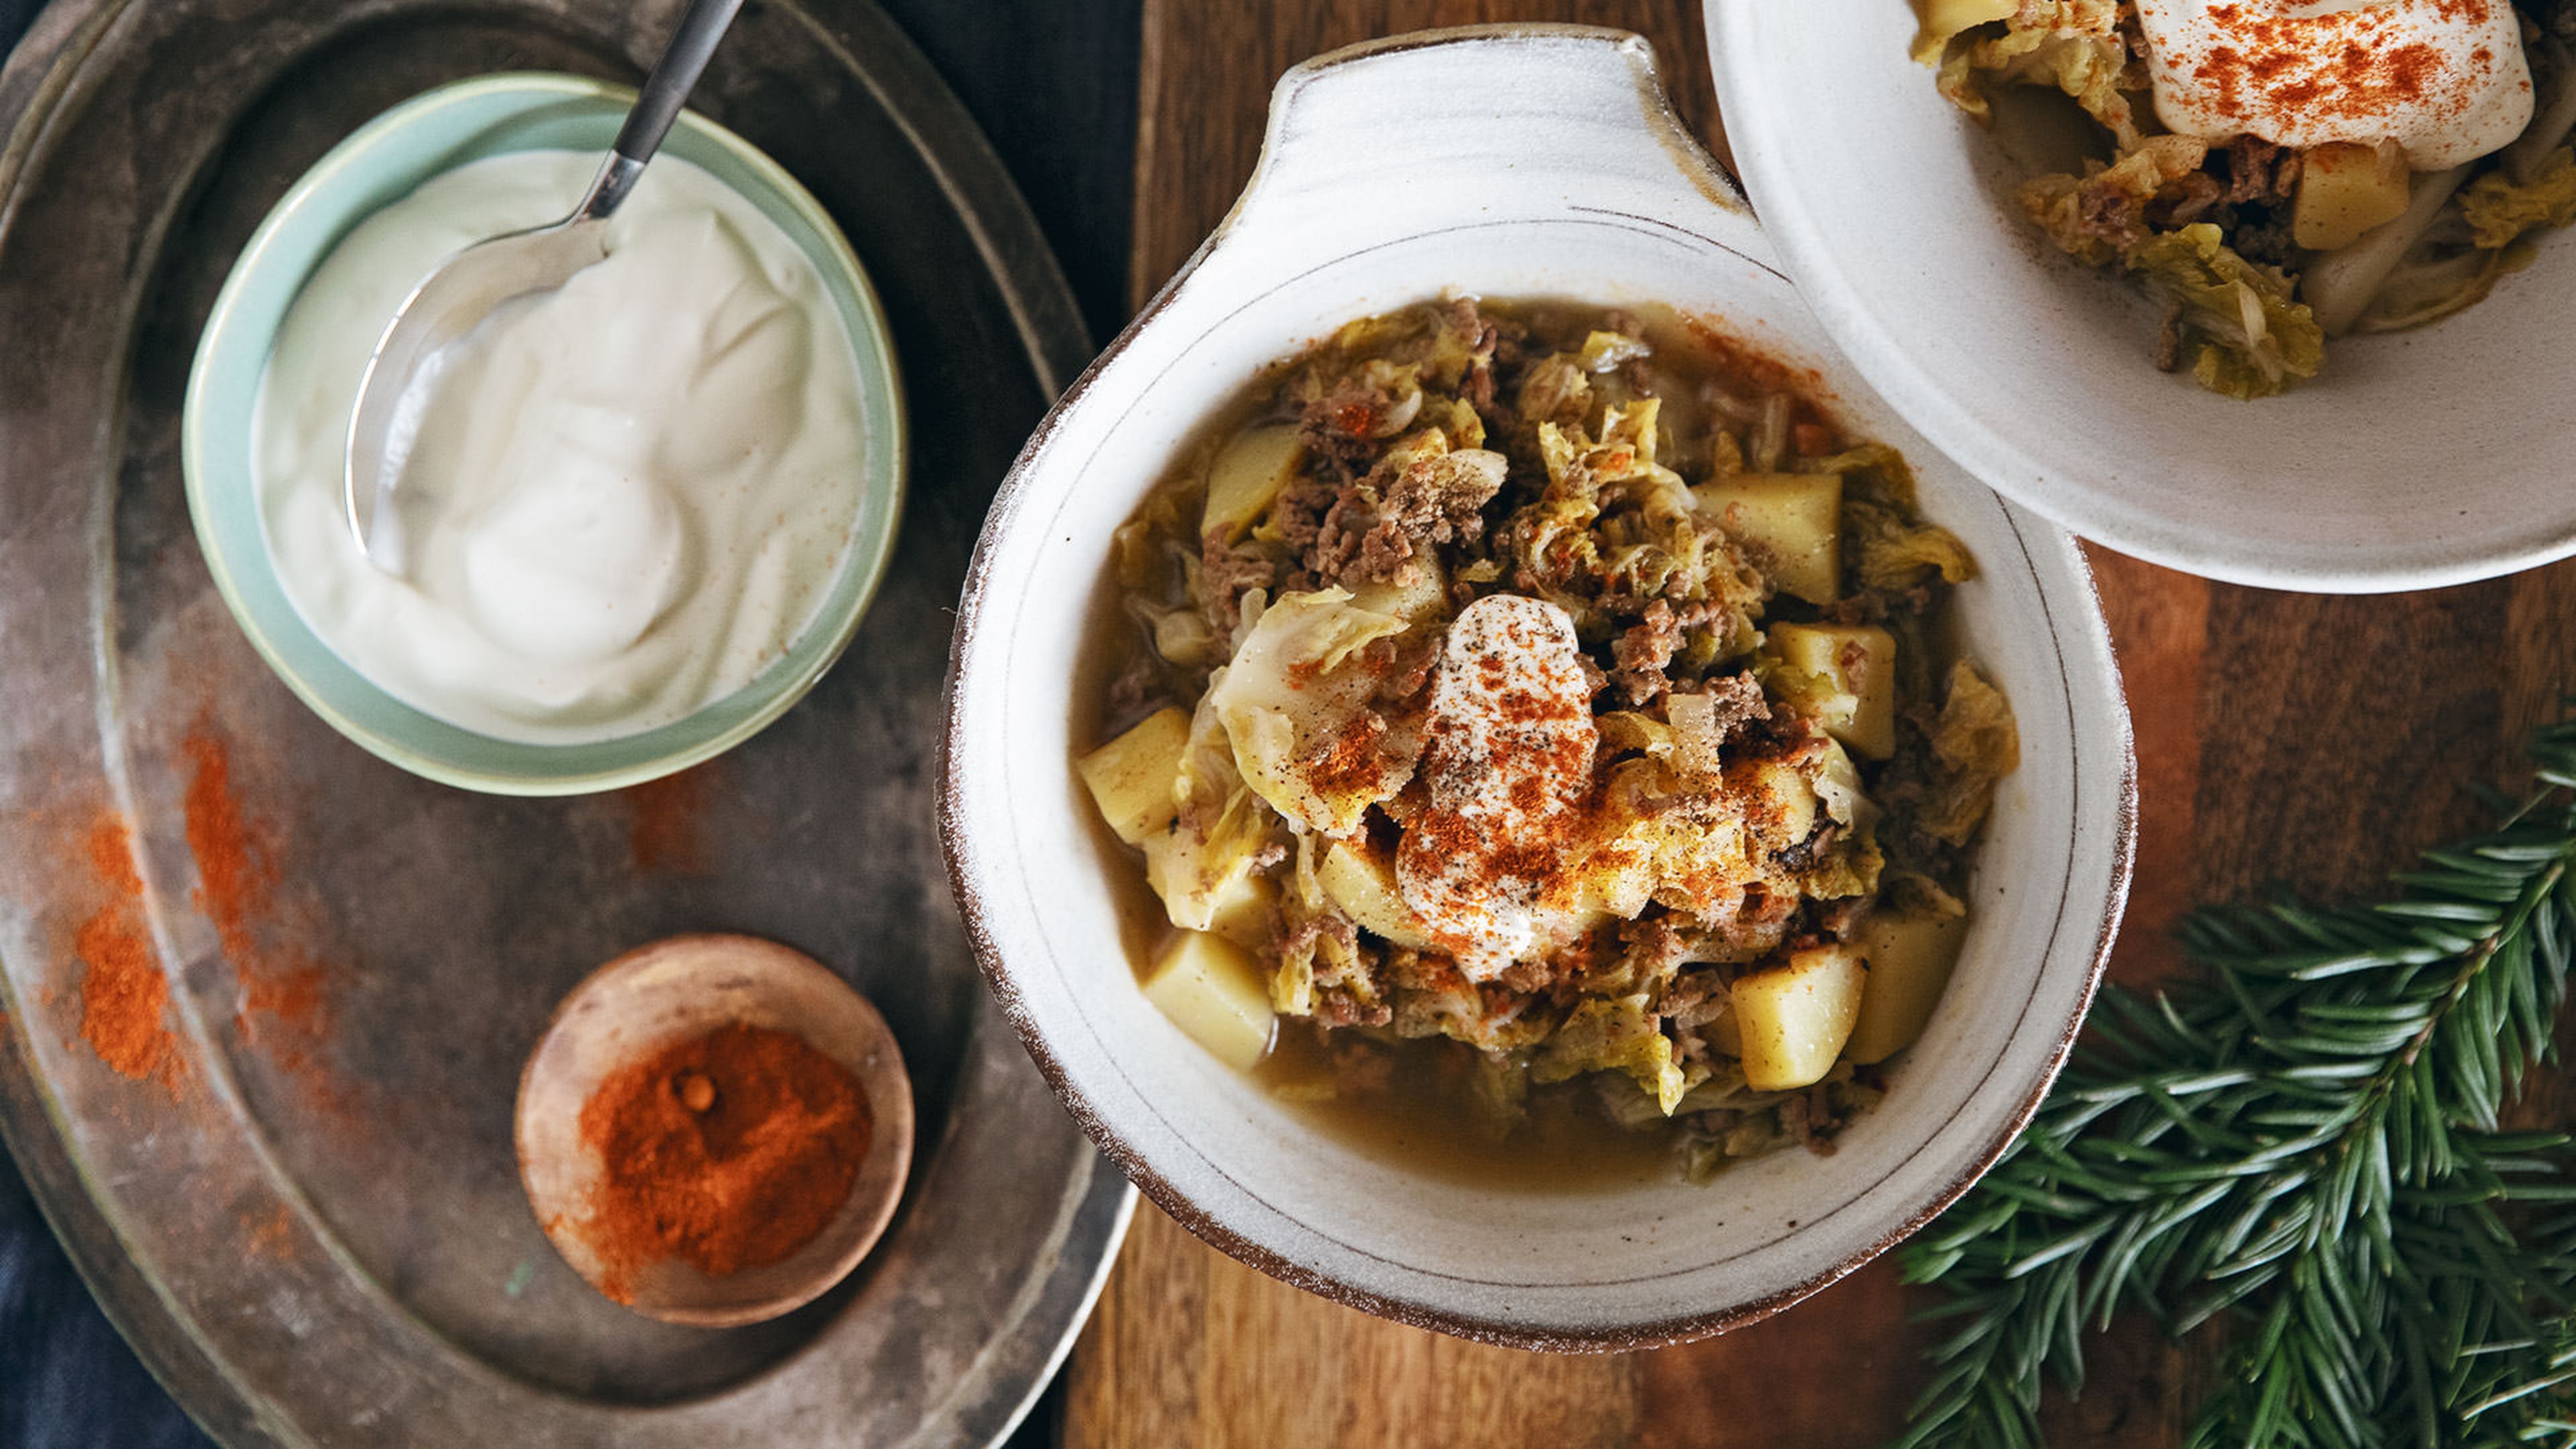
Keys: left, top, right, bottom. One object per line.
{"left": 515, "top": 932, "right": 915, "bottom": 1327}
{"left": 341, "top": 213, "right": 608, "bottom": 568}
{"left": 343, "top": 0, "right": 742, "bottom": 567}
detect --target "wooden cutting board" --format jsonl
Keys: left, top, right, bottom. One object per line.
{"left": 1061, "top": 2, "right": 2576, "bottom": 1443}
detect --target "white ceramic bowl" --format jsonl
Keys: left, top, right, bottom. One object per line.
{"left": 1707, "top": 3, "right": 2576, "bottom": 593}
{"left": 943, "top": 25, "right": 2134, "bottom": 1348}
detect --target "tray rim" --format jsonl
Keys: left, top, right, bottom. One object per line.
{"left": 0, "top": 0, "right": 1126, "bottom": 1441}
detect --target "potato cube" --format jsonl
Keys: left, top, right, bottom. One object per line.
{"left": 1318, "top": 839, "right": 1437, "bottom": 950}
{"left": 1733, "top": 944, "right": 1867, "bottom": 1091}
{"left": 1345, "top": 554, "right": 1448, "bottom": 627}
{"left": 2294, "top": 141, "right": 2410, "bottom": 252}
{"left": 1732, "top": 757, "right": 1820, "bottom": 853}
{"left": 1915, "top": 0, "right": 2015, "bottom": 28}
{"left": 1202, "top": 425, "right": 1305, "bottom": 542}
{"left": 1768, "top": 622, "right": 1898, "bottom": 760}
{"left": 1845, "top": 908, "right": 1972, "bottom": 1065}
{"left": 1695, "top": 472, "right": 1843, "bottom": 604}
{"left": 1077, "top": 707, "right": 1189, "bottom": 844}
{"left": 1142, "top": 823, "right": 1263, "bottom": 934}
{"left": 1142, "top": 930, "right": 1277, "bottom": 1070}
{"left": 1204, "top": 869, "right": 1277, "bottom": 954}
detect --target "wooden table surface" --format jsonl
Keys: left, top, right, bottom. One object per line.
{"left": 1059, "top": 1, "right": 2576, "bottom": 1444}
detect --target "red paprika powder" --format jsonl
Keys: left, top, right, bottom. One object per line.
{"left": 74, "top": 813, "right": 180, "bottom": 1091}
{"left": 573, "top": 1022, "right": 872, "bottom": 1303}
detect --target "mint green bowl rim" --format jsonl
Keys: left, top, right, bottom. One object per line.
{"left": 180, "top": 72, "right": 908, "bottom": 796}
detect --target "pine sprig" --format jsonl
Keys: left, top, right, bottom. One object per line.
{"left": 1893, "top": 714, "right": 2576, "bottom": 1449}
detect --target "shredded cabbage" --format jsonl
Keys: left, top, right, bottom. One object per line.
{"left": 1679, "top": 1073, "right": 1883, "bottom": 1182}
{"left": 2461, "top": 146, "right": 2576, "bottom": 250}
{"left": 1143, "top": 684, "right": 1281, "bottom": 932}
{"left": 1275, "top": 914, "right": 1370, "bottom": 1020}
{"left": 1578, "top": 329, "right": 1652, "bottom": 373}
{"left": 1810, "top": 444, "right": 1975, "bottom": 592}
{"left": 1517, "top": 354, "right": 1593, "bottom": 433}
{"left": 1918, "top": 661, "right": 2021, "bottom": 847}
{"left": 1597, "top": 710, "right": 1679, "bottom": 761}
{"left": 1501, "top": 408, "right": 1765, "bottom": 647}
{"left": 1580, "top": 758, "right": 1758, "bottom": 922}
{"left": 1848, "top": 505, "right": 1976, "bottom": 594}
{"left": 2131, "top": 225, "right": 2323, "bottom": 400}
{"left": 2018, "top": 136, "right": 2213, "bottom": 268}
{"left": 1207, "top": 588, "right": 1413, "bottom": 837}
{"left": 1934, "top": 0, "right": 2142, "bottom": 148}
{"left": 1811, "top": 737, "right": 1872, "bottom": 830}
{"left": 1799, "top": 825, "right": 1886, "bottom": 903}
{"left": 1389, "top": 961, "right": 1550, "bottom": 1055}
{"left": 2352, "top": 246, "right": 2506, "bottom": 335}
{"left": 1536, "top": 994, "right": 1685, "bottom": 1114}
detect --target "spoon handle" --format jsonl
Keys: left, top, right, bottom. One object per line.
{"left": 578, "top": 0, "right": 748, "bottom": 221}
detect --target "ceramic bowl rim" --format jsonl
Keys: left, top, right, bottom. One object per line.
{"left": 180, "top": 70, "right": 909, "bottom": 796}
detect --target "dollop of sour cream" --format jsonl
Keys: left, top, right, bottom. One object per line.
{"left": 254, "top": 150, "right": 871, "bottom": 745}
{"left": 1397, "top": 594, "right": 1601, "bottom": 981}
{"left": 2135, "top": 0, "right": 2533, "bottom": 170}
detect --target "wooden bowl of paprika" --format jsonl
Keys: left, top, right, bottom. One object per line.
{"left": 514, "top": 932, "right": 914, "bottom": 1327}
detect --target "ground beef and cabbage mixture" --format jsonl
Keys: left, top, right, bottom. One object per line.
{"left": 1916, "top": 0, "right": 2576, "bottom": 396}
{"left": 1078, "top": 298, "right": 2019, "bottom": 1178}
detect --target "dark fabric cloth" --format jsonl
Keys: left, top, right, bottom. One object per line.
{"left": 0, "top": 1, "right": 1136, "bottom": 1443}
{"left": 877, "top": 0, "right": 1140, "bottom": 345}
{"left": 0, "top": 1167, "right": 215, "bottom": 1449}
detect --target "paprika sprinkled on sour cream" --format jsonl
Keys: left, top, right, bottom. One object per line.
{"left": 2135, "top": 0, "right": 2534, "bottom": 170}
{"left": 1397, "top": 594, "right": 1603, "bottom": 981}
{"left": 254, "top": 149, "right": 870, "bottom": 745}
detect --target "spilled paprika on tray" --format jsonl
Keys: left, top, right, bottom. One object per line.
{"left": 74, "top": 812, "right": 180, "bottom": 1091}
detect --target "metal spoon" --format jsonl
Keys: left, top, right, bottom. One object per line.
{"left": 343, "top": 0, "right": 746, "bottom": 570}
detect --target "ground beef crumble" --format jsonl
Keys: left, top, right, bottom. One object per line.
{"left": 1609, "top": 596, "right": 1720, "bottom": 706}
{"left": 1199, "top": 530, "right": 1275, "bottom": 635}
{"left": 2154, "top": 295, "right": 2188, "bottom": 373}
{"left": 1379, "top": 449, "right": 1503, "bottom": 547}
{"left": 2220, "top": 136, "right": 2300, "bottom": 208}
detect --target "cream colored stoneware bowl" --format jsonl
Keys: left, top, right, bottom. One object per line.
{"left": 943, "top": 25, "right": 2135, "bottom": 1348}
{"left": 1707, "top": 2, "right": 2576, "bottom": 593}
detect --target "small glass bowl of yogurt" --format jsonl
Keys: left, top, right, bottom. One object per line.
{"left": 184, "top": 72, "right": 905, "bottom": 794}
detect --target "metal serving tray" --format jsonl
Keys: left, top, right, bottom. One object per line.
{"left": 0, "top": 0, "right": 1130, "bottom": 1441}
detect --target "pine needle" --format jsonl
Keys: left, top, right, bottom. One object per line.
{"left": 1894, "top": 712, "right": 2576, "bottom": 1449}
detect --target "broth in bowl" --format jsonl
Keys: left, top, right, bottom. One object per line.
{"left": 1076, "top": 297, "right": 2019, "bottom": 1185}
